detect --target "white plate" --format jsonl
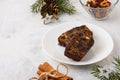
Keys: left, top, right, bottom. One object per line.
{"left": 42, "top": 22, "right": 113, "bottom": 65}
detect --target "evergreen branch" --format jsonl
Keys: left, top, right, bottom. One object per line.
{"left": 113, "top": 57, "right": 120, "bottom": 71}
{"left": 31, "top": 0, "right": 42, "bottom": 13}
{"left": 91, "top": 65, "right": 100, "bottom": 76}
{"left": 31, "top": 0, "right": 76, "bottom": 14}
{"left": 56, "top": 0, "right": 75, "bottom": 14}
{"left": 91, "top": 57, "right": 120, "bottom": 80}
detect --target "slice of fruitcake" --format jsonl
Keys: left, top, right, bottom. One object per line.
{"left": 64, "top": 25, "right": 94, "bottom": 61}
{"left": 58, "top": 25, "right": 87, "bottom": 47}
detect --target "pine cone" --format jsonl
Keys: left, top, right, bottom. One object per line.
{"left": 41, "top": 0, "right": 60, "bottom": 19}
{"left": 53, "top": 4, "right": 60, "bottom": 14}
{"left": 41, "top": 5, "right": 48, "bottom": 18}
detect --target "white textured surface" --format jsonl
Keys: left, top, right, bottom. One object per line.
{"left": 0, "top": 0, "right": 120, "bottom": 80}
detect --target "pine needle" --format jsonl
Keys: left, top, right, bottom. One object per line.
{"left": 91, "top": 57, "right": 120, "bottom": 80}
{"left": 31, "top": 0, "right": 42, "bottom": 13}
{"left": 56, "top": 0, "right": 76, "bottom": 14}
{"left": 31, "top": 0, "right": 76, "bottom": 14}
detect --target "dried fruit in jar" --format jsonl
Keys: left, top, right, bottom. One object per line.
{"left": 85, "top": 0, "right": 112, "bottom": 19}
{"left": 86, "top": 0, "right": 111, "bottom": 8}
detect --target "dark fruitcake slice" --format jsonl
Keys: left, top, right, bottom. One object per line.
{"left": 58, "top": 26, "right": 84, "bottom": 47}
{"left": 64, "top": 26, "right": 94, "bottom": 61}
